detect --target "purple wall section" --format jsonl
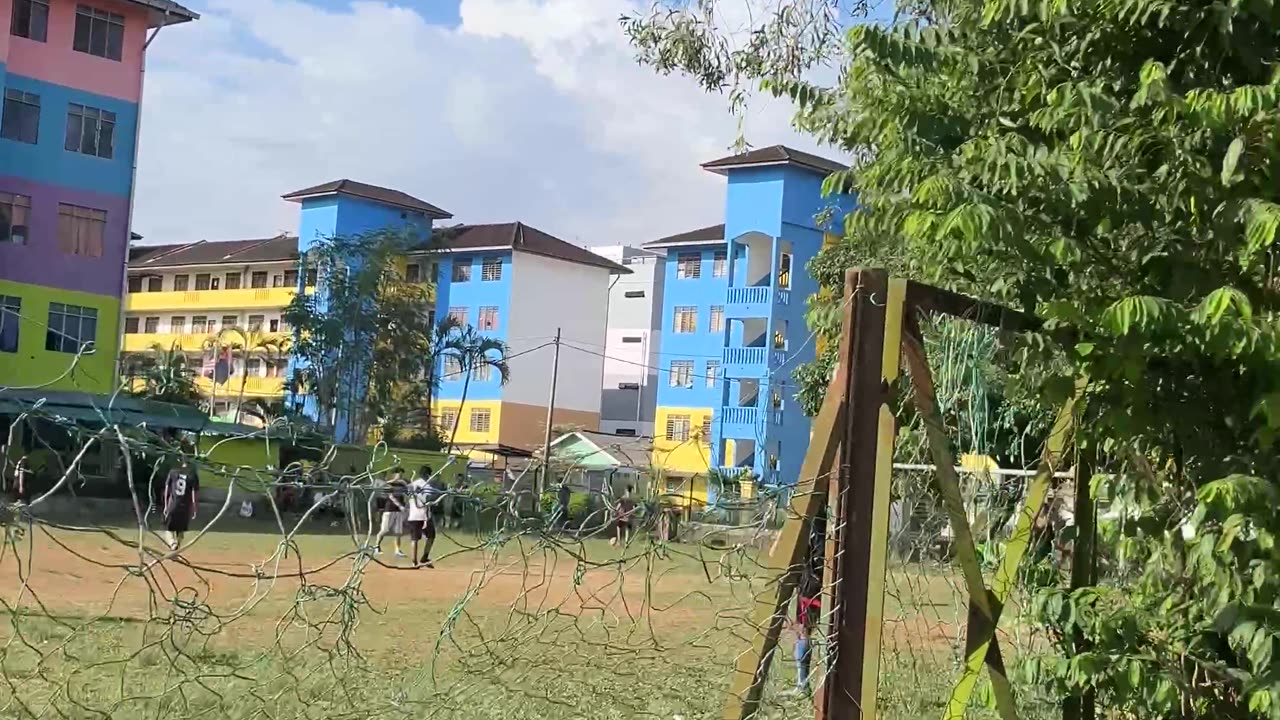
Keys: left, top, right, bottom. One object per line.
{"left": 0, "top": 174, "right": 128, "bottom": 299}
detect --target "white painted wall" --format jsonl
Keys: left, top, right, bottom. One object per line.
{"left": 594, "top": 246, "right": 664, "bottom": 436}
{"left": 504, "top": 251, "right": 613, "bottom": 416}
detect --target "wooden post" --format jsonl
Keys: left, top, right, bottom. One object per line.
{"left": 817, "top": 269, "right": 904, "bottom": 719}
{"left": 1063, "top": 447, "right": 1097, "bottom": 720}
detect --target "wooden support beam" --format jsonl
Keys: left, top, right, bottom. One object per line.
{"left": 722, "top": 268, "right": 859, "bottom": 720}
{"left": 905, "top": 281, "right": 1043, "bottom": 334}
{"left": 1063, "top": 446, "right": 1097, "bottom": 720}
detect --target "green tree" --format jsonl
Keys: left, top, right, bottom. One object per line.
{"left": 121, "top": 342, "right": 202, "bottom": 407}
{"left": 440, "top": 325, "right": 510, "bottom": 453}
{"left": 210, "top": 327, "right": 287, "bottom": 425}
{"left": 372, "top": 315, "right": 462, "bottom": 448}
{"left": 283, "top": 228, "right": 438, "bottom": 445}
{"left": 627, "top": 0, "right": 1280, "bottom": 715}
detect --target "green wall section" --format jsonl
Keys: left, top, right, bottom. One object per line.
{"left": 0, "top": 279, "right": 121, "bottom": 394}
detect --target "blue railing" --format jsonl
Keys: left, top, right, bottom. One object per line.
{"left": 722, "top": 406, "right": 760, "bottom": 426}
{"left": 724, "top": 347, "right": 767, "bottom": 366}
{"left": 727, "top": 286, "right": 770, "bottom": 305}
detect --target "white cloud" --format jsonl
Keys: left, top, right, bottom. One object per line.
{"left": 133, "top": 0, "right": 834, "bottom": 247}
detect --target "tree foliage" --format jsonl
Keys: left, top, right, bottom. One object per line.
{"left": 626, "top": 0, "right": 1280, "bottom": 715}
{"left": 121, "top": 342, "right": 202, "bottom": 407}
{"left": 283, "top": 229, "right": 443, "bottom": 446}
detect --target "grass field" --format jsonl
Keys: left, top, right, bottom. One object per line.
{"left": 0, "top": 516, "right": 1056, "bottom": 719}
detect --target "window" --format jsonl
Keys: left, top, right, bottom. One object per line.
{"left": 284, "top": 270, "right": 298, "bottom": 287}
{"left": 621, "top": 336, "right": 643, "bottom": 344}
{"left": 269, "top": 319, "right": 279, "bottom": 332}
{"left": 665, "top": 414, "right": 691, "bottom": 442}
{"left": 778, "top": 253, "right": 792, "bottom": 289}
{"left": 271, "top": 274, "right": 283, "bottom": 288}
{"left": 143, "top": 316, "right": 159, "bottom": 333}
{"left": 56, "top": 203, "right": 105, "bottom": 257}
{"left": 618, "top": 382, "right": 640, "bottom": 390}
{"left": 193, "top": 273, "right": 210, "bottom": 291}
{"left": 405, "top": 264, "right": 421, "bottom": 283}
{"left": 45, "top": 302, "right": 97, "bottom": 353}
{"left": 251, "top": 271, "right": 268, "bottom": 288}
{"left": 173, "top": 274, "right": 189, "bottom": 291}
{"left": 452, "top": 260, "right": 472, "bottom": 282}
{"left": 709, "top": 305, "right": 724, "bottom": 333}
{"left": 437, "top": 409, "right": 458, "bottom": 434}
{"left": 246, "top": 358, "right": 263, "bottom": 375}
{"left": 224, "top": 273, "right": 241, "bottom": 290}
{"left": 305, "top": 269, "right": 317, "bottom": 286}
{"left": 771, "top": 390, "right": 784, "bottom": 410}
{"left": 706, "top": 361, "right": 720, "bottom": 387}
{"left": 624, "top": 290, "right": 645, "bottom": 299}
{"left": 469, "top": 408, "right": 492, "bottom": 433}
{"left": 481, "top": 257, "right": 503, "bottom": 281}
{"left": 701, "top": 417, "right": 712, "bottom": 443}
{"left": 191, "top": 316, "right": 209, "bottom": 333}
{"left": 64, "top": 103, "right": 115, "bottom": 158}
{"left": 447, "top": 307, "right": 468, "bottom": 325}
{"left": 220, "top": 315, "right": 237, "bottom": 329}
{"left": 147, "top": 277, "right": 161, "bottom": 292}
{"left": 712, "top": 250, "right": 727, "bottom": 278}
{"left": 170, "top": 316, "right": 186, "bottom": 333}
{"left": 1, "top": 89, "right": 40, "bottom": 144}
{"left": 472, "top": 363, "right": 492, "bottom": 382}
{"left": 442, "top": 355, "right": 463, "bottom": 380}
{"left": 478, "top": 306, "right": 499, "bottom": 331}
{"left": 669, "top": 360, "right": 694, "bottom": 388}
{"left": 773, "top": 329, "right": 787, "bottom": 350}
{"left": 676, "top": 252, "right": 701, "bottom": 279}
{"left": 123, "top": 316, "right": 139, "bottom": 334}
{"left": 615, "top": 428, "right": 637, "bottom": 437}
{"left": 73, "top": 4, "right": 125, "bottom": 61}
{"left": 0, "top": 296, "right": 19, "bottom": 353}
{"left": 248, "top": 314, "right": 265, "bottom": 331}
{"left": 673, "top": 306, "right": 697, "bottom": 334}
{"left": 128, "top": 276, "right": 142, "bottom": 293}
{"left": 0, "top": 192, "right": 32, "bottom": 245}
{"left": 10, "top": 0, "right": 49, "bottom": 42}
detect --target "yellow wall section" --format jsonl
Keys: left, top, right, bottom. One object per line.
{"left": 0, "top": 280, "right": 121, "bottom": 394}
{"left": 651, "top": 406, "right": 716, "bottom": 475}
{"left": 433, "top": 399, "right": 502, "bottom": 445}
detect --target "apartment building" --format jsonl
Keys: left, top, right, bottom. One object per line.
{"left": 647, "top": 146, "right": 853, "bottom": 502}
{"left": 0, "top": 0, "right": 197, "bottom": 393}
{"left": 592, "top": 245, "right": 665, "bottom": 437}
{"left": 124, "top": 234, "right": 304, "bottom": 417}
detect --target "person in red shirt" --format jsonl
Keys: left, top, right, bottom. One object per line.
{"left": 791, "top": 515, "right": 825, "bottom": 695}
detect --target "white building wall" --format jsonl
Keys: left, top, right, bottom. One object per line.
{"left": 593, "top": 246, "right": 665, "bottom": 436}
{"left": 504, "top": 251, "right": 612, "bottom": 416}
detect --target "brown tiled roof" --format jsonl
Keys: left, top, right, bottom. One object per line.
{"left": 128, "top": 235, "right": 299, "bottom": 269}
{"left": 642, "top": 223, "right": 725, "bottom": 249}
{"left": 425, "top": 223, "right": 630, "bottom": 274}
{"left": 701, "top": 145, "right": 847, "bottom": 176}
{"left": 281, "top": 179, "right": 453, "bottom": 219}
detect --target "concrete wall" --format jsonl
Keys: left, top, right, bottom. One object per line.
{"left": 594, "top": 245, "right": 664, "bottom": 436}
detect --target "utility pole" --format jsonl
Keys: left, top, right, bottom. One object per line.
{"left": 539, "top": 328, "right": 562, "bottom": 499}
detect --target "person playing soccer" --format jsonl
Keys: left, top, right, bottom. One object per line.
{"left": 374, "top": 468, "right": 408, "bottom": 558}
{"left": 162, "top": 457, "right": 200, "bottom": 551}
{"left": 611, "top": 485, "right": 636, "bottom": 547}
{"left": 406, "top": 466, "right": 440, "bottom": 568}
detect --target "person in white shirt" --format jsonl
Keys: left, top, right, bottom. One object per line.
{"left": 406, "top": 466, "right": 438, "bottom": 568}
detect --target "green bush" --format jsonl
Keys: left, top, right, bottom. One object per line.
{"left": 539, "top": 490, "right": 593, "bottom": 520}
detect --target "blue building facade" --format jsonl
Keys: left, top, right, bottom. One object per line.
{"left": 648, "top": 147, "right": 853, "bottom": 497}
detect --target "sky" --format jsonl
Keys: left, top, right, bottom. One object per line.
{"left": 131, "top": 0, "right": 867, "bottom": 248}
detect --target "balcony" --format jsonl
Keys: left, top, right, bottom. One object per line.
{"left": 725, "top": 285, "right": 790, "bottom": 319}
{"left": 195, "top": 375, "right": 285, "bottom": 397}
{"left": 720, "top": 406, "right": 761, "bottom": 439}
{"left": 125, "top": 287, "right": 296, "bottom": 312}
{"left": 722, "top": 346, "right": 767, "bottom": 378}
{"left": 122, "top": 332, "right": 212, "bottom": 353}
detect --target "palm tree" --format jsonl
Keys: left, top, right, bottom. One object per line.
{"left": 123, "top": 342, "right": 202, "bottom": 406}
{"left": 211, "top": 327, "right": 287, "bottom": 424}
{"left": 440, "top": 324, "right": 510, "bottom": 453}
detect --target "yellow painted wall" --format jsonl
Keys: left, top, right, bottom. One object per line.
{"left": 198, "top": 435, "right": 281, "bottom": 492}
{"left": 433, "top": 399, "right": 502, "bottom": 445}
{"left": 0, "top": 280, "right": 121, "bottom": 394}
{"left": 657, "top": 473, "right": 710, "bottom": 507}
{"left": 651, "top": 406, "right": 716, "bottom": 475}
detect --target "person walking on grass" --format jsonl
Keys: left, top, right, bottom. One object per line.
{"left": 610, "top": 485, "right": 636, "bottom": 547}
{"left": 788, "top": 515, "right": 826, "bottom": 697}
{"left": 374, "top": 468, "right": 408, "bottom": 558}
{"left": 406, "top": 466, "right": 441, "bottom": 568}
{"left": 162, "top": 457, "right": 199, "bottom": 551}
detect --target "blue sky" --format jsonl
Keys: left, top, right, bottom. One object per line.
{"left": 134, "top": 0, "right": 878, "bottom": 247}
